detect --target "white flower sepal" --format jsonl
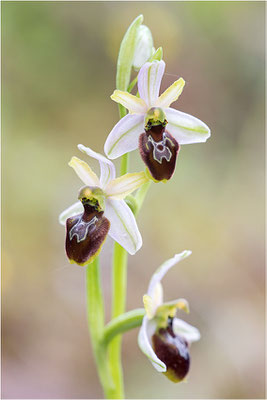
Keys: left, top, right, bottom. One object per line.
{"left": 105, "top": 60, "right": 211, "bottom": 161}
{"left": 138, "top": 250, "right": 200, "bottom": 378}
{"left": 59, "top": 144, "right": 148, "bottom": 258}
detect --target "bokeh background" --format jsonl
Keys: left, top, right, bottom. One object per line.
{"left": 2, "top": 2, "right": 265, "bottom": 399}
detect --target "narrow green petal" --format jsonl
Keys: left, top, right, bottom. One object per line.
{"left": 156, "top": 78, "right": 185, "bottom": 108}
{"left": 155, "top": 299, "right": 190, "bottom": 329}
{"left": 77, "top": 144, "right": 116, "bottom": 188}
{"left": 69, "top": 156, "right": 100, "bottom": 187}
{"left": 106, "top": 171, "right": 148, "bottom": 200}
{"left": 111, "top": 90, "right": 147, "bottom": 114}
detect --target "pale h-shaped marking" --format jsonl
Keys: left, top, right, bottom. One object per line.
{"left": 69, "top": 216, "right": 98, "bottom": 243}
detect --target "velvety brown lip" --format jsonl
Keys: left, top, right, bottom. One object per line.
{"left": 65, "top": 202, "right": 110, "bottom": 266}
{"left": 152, "top": 318, "right": 190, "bottom": 383}
{"left": 139, "top": 123, "right": 179, "bottom": 181}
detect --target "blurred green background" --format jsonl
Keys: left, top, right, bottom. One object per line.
{"left": 2, "top": 1, "right": 265, "bottom": 399}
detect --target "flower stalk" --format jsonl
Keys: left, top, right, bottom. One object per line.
{"left": 103, "top": 309, "right": 145, "bottom": 347}
{"left": 108, "top": 243, "right": 128, "bottom": 399}
{"left": 85, "top": 257, "right": 115, "bottom": 398}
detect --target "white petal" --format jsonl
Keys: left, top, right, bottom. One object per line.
{"left": 78, "top": 144, "right": 116, "bottom": 188}
{"left": 105, "top": 198, "right": 142, "bottom": 255}
{"left": 58, "top": 201, "right": 83, "bottom": 225}
{"left": 69, "top": 156, "right": 100, "bottom": 186}
{"left": 156, "top": 78, "right": 185, "bottom": 108}
{"left": 105, "top": 171, "right": 148, "bottom": 200}
{"left": 138, "top": 60, "right": 165, "bottom": 107}
{"left": 165, "top": 108, "right": 211, "bottom": 144}
{"left": 172, "top": 317, "right": 201, "bottom": 343}
{"left": 104, "top": 114, "right": 145, "bottom": 159}
{"left": 111, "top": 90, "right": 147, "bottom": 114}
{"left": 138, "top": 316, "right": 166, "bottom": 372}
{"left": 147, "top": 251, "right": 192, "bottom": 300}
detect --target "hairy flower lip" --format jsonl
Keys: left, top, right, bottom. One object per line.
{"left": 152, "top": 319, "right": 190, "bottom": 383}
{"left": 139, "top": 124, "right": 179, "bottom": 181}
{"left": 66, "top": 208, "right": 110, "bottom": 266}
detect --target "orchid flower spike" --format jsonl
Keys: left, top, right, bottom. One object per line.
{"left": 59, "top": 144, "right": 148, "bottom": 266}
{"left": 138, "top": 250, "right": 200, "bottom": 383}
{"left": 105, "top": 60, "right": 211, "bottom": 182}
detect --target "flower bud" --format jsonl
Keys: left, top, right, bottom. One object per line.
{"left": 152, "top": 318, "right": 190, "bottom": 383}
{"left": 132, "top": 25, "right": 153, "bottom": 70}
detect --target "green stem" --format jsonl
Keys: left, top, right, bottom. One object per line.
{"left": 120, "top": 154, "right": 129, "bottom": 177}
{"left": 109, "top": 242, "right": 128, "bottom": 399}
{"left": 127, "top": 76, "right": 138, "bottom": 93}
{"left": 86, "top": 258, "right": 115, "bottom": 398}
{"left": 103, "top": 309, "right": 145, "bottom": 347}
{"left": 107, "top": 98, "right": 130, "bottom": 398}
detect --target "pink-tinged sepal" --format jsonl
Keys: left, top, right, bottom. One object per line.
{"left": 152, "top": 317, "right": 190, "bottom": 383}
{"left": 139, "top": 124, "right": 179, "bottom": 181}
{"left": 65, "top": 202, "right": 110, "bottom": 266}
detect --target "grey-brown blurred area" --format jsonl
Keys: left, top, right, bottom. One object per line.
{"left": 2, "top": 2, "right": 265, "bottom": 399}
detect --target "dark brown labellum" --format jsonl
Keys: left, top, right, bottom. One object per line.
{"left": 152, "top": 318, "right": 190, "bottom": 383}
{"left": 65, "top": 203, "right": 110, "bottom": 266}
{"left": 139, "top": 124, "right": 179, "bottom": 181}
